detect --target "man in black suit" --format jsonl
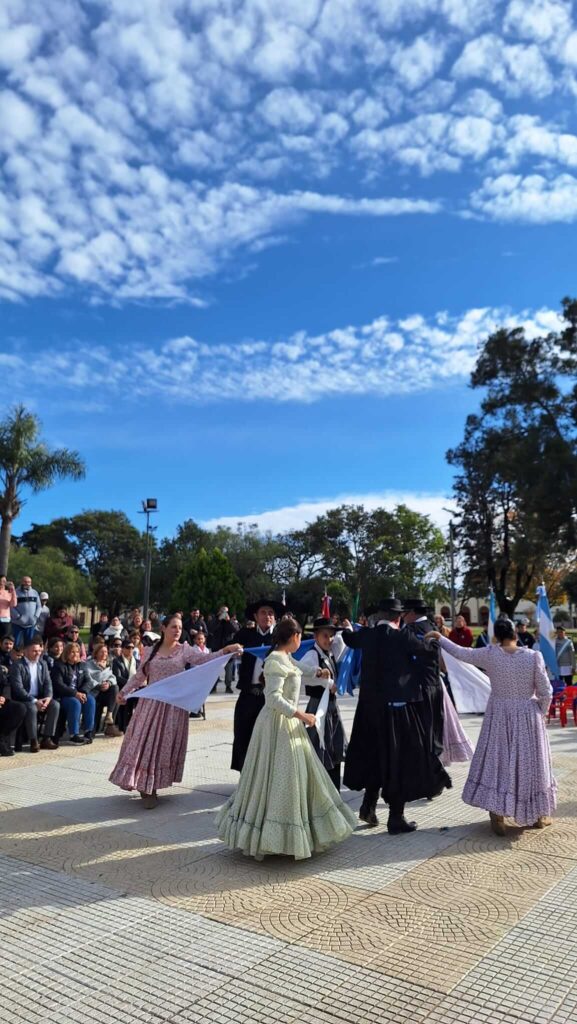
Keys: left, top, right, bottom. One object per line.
{"left": 403, "top": 597, "right": 445, "bottom": 761}
{"left": 343, "top": 598, "right": 451, "bottom": 833}
{"left": 231, "top": 598, "right": 285, "bottom": 771}
{"left": 9, "top": 635, "right": 60, "bottom": 751}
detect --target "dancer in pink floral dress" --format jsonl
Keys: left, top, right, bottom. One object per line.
{"left": 431, "top": 617, "right": 555, "bottom": 835}
{"left": 110, "top": 612, "right": 241, "bottom": 807}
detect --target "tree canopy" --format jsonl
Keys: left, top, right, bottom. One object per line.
{"left": 0, "top": 405, "right": 85, "bottom": 574}
{"left": 8, "top": 546, "right": 94, "bottom": 609}
{"left": 172, "top": 548, "right": 245, "bottom": 616}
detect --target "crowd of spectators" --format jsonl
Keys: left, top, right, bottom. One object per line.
{"left": 0, "top": 575, "right": 247, "bottom": 757}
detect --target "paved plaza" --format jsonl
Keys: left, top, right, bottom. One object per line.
{"left": 0, "top": 696, "right": 575, "bottom": 1024}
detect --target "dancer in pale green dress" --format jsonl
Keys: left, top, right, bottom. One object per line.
{"left": 217, "top": 618, "right": 357, "bottom": 860}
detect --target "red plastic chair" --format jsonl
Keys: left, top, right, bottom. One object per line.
{"left": 560, "top": 685, "right": 577, "bottom": 726}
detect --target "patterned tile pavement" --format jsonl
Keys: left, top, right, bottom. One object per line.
{"left": 0, "top": 695, "right": 575, "bottom": 1023}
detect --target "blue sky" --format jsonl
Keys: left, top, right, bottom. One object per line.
{"left": 1, "top": 0, "right": 576, "bottom": 539}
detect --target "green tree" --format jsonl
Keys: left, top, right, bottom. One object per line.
{"left": 152, "top": 519, "right": 211, "bottom": 609}
{"left": 8, "top": 546, "right": 94, "bottom": 609}
{"left": 210, "top": 524, "right": 282, "bottom": 603}
{"left": 22, "top": 511, "right": 148, "bottom": 614}
{"left": 447, "top": 297, "right": 577, "bottom": 615}
{"left": 0, "top": 405, "right": 85, "bottom": 574}
{"left": 172, "top": 548, "right": 244, "bottom": 615}
{"left": 306, "top": 504, "right": 447, "bottom": 607}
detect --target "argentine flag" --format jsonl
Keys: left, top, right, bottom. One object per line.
{"left": 536, "top": 583, "right": 559, "bottom": 679}
{"left": 488, "top": 589, "right": 497, "bottom": 642}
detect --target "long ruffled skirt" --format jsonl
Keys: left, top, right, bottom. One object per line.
{"left": 462, "top": 696, "right": 556, "bottom": 825}
{"left": 441, "top": 683, "right": 474, "bottom": 766}
{"left": 216, "top": 707, "right": 357, "bottom": 860}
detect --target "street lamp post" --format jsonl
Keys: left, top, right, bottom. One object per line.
{"left": 139, "top": 498, "right": 157, "bottom": 620}
{"left": 443, "top": 507, "right": 458, "bottom": 626}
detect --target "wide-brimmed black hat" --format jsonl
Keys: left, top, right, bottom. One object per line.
{"left": 312, "top": 616, "right": 337, "bottom": 632}
{"left": 375, "top": 597, "right": 405, "bottom": 613}
{"left": 404, "top": 597, "right": 428, "bottom": 613}
{"left": 245, "top": 598, "right": 287, "bottom": 620}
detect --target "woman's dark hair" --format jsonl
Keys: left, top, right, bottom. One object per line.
{"left": 494, "top": 617, "right": 516, "bottom": 643}
{"left": 267, "top": 616, "right": 302, "bottom": 656}
{"left": 143, "top": 612, "right": 182, "bottom": 678}
{"left": 47, "top": 637, "right": 63, "bottom": 654}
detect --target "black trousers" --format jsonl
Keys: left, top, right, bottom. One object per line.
{"left": 362, "top": 787, "right": 405, "bottom": 819}
{"left": 0, "top": 700, "right": 26, "bottom": 737}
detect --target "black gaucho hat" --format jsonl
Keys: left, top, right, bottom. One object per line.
{"left": 245, "top": 598, "right": 287, "bottom": 620}
{"left": 404, "top": 597, "right": 428, "bottom": 613}
{"left": 375, "top": 597, "right": 405, "bottom": 613}
{"left": 312, "top": 616, "right": 337, "bottom": 632}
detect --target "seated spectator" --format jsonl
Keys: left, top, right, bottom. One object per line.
{"left": 140, "top": 620, "right": 160, "bottom": 646}
{"left": 66, "top": 624, "right": 87, "bottom": 660}
{"left": 128, "top": 629, "right": 142, "bottom": 661}
{"left": 102, "top": 616, "right": 126, "bottom": 642}
{"left": 112, "top": 637, "right": 138, "bottom": 732}
{"left": 448, "top": 614, "right": 473, "bottom": 648}
{"left": 0, "top": 634, "right": 15, "bottom": 676}
{"left": 149, "top": 610, "right": 162, "bottom": 633}
{"left": 0, "top": 575, "right": 17, "bottom": 640}
{"left": 0, "top": 682, "right": 26, "bottom": 757}
{"left": 124, "top": 607, "right": 142, "bottom": 631}
{"left": 44, "top": 605, "right": 74, "bottom": 641}
{"left": 51, "top": 643, "right": 96, "bottom": 745}
{"left": 44, "top": 637, "right": 64, "bottom": 670}
{"left": 86, "top": 642, "right": 121, "bottom": 736}
{"left": 9, "top": 635, "right": 60, "bottom": 752}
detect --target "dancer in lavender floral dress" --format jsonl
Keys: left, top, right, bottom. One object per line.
{"left": 110, "top": 612, "right": 241, "bottom": 808}
{"left": 430, "top": 617, "right": 555, "bottom": 835}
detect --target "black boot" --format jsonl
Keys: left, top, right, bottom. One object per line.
{"left": 359, "top": 789, "right": 379, "bottom": 827}
{"left": 387, "top": 800, "right": 417, "bottom": 834}
{"left": 0, "top": 737, "right": 14, "bottom": 757}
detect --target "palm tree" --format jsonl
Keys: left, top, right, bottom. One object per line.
{"left": 0, "top": 405, "right": 85, "bottom": 574}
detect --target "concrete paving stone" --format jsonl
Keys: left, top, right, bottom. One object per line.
{"left": 227, "top": 880, "right": 368, "bottom": 942}
{"left": 245, "top": 944, "right": 364, "bottom": 1007}
{"left": 317, "top": 967, "right": 440, "bottom": 1023}
{"left": 422, "top": 994, "right": 534, "bottom": 1024}
{"left": 367, "top": 931, "right": 498, "bottom": 993}
{"left": 169, "top": 977, "right": 304, "bottom": 1023}
{"left": 549, "top": 984, "right": 577, "bottom": 1024}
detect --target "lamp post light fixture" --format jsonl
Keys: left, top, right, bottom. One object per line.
{"left": 139, "top": 498, "right": 158, "bottom": 620}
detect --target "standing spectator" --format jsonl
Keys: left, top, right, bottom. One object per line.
{"left": 44, "top": 605, "right": 74, "bottom": 641}
{"left": 43, "top": 637, "right": 64, "bottom": 670}
{"left": 124, "top": 608, "right": 142, "bottom": 630}
{"left": 516, "top": 620, "right": 535, "bottom": 649}
{"left": 434, "top": 614, "right": 450, "bottom": 636}
{"left": 9, "top": 636, "right": 60, "bottom": 751}
{"left": 475, "top": 626, "right": 491, "bottom": 649}
{"left": 90, "top": 612, "right": 109, "bottom": 651}
{"left": 448, "top": 614, "right": 473, "bottom": 648}
{"left": 112, "top": 637, "right": 138, "bottom": 733}
{"left": 128, "top": 629, "right": 143, "bottom": 661}
{"left": 0, "top": 576, "right": 17, "bottom": 639}
{"left": 193, "top": 629, "right": 210, "bottom": 654}
{"left": 10, "top": 576, "right": 42, "bottom": 647}
{"left": 555, "top": 625, "right": 575, "bottom": 686}
{"left": 140, "top": 620, "right": 160, "bottom": 647}
{"left": 209, "top": 606, "right": 238, "bottom": 694}
{"left": 85, "top": 642, "right": 121, "bottom": 736}
{"left": 66, "top": 624, "right": 87, "bottom": 660}
{"left": 183, "top": 608, "right": 208, "bottom": 637}
{"left": 51, "top": 643, "right": 96, "bottom": 745}
{"left": 37, "top": 593, "right": 50, "bottom": 637}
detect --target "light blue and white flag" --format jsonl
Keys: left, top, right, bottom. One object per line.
{"left": 487, "top": 588, "right": 497, "bottom": 643}
{"left": 536, "top": 583, "right": 559, "bottom": 678}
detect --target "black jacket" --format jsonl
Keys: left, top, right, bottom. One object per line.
{"left": 404, "top": 617, "right": 441, "bottom": 691}
{"left": 209, "top": 618, "right": 238, "bottom": 652}
{"left": 235, "top": 626, "right": 273, "bottom": 691}
{"left": 112, "top": 655, "right": 134, "bottom": 688}
{"left": 9, "top": 658, "right": 53, "bottom": 703}
{"left": 343, "top": 623, "right": 437, "bottom": 704}
{"left": 50, "top": 660, "right": 91, "bottom": 699}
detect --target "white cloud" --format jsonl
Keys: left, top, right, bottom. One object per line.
{"left": 470, "top": 173, "right": 577, "bottom": 222}
{"left": 2, "top": 303, "right": 560, "bottom": 404}
{"left": 202, "top": 491, "right": 454, "bottom": 533}
{"left": 453, "top": 34, "right": 554, "bottom": 97}
{"left": 504, "top": 0, "right": 572, "bottom": 45}
{"left": 390, "top": 34, "right": 447, "bottom": 91}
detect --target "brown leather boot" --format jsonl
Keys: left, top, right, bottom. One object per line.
{"left": 104, "top": 722, "right": 122, "bottom": 737}
{"left": 40, "top": 738, "right": 57, "bottom": 750}
{"left": 29, "top": 739, "right": 40, "bottom": 753}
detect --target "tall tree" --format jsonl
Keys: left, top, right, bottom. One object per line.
{"left": 8, "top": 546, "right": 94, "bottom": 609}
{"left": 448, "top": 297, "right": 577, "bottom": 614}
{"left": 0, "top": 405, "right": 85, "bottom": 574}
{"left": 22, "top": 511, "right": 148, "bottom": 613}
{"left": 172, "top": 548, "right": 244, "bottom": 615}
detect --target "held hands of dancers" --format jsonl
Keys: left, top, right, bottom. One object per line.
{"left": 424, "top": 630, "right": 441, "bottom": 640}
{"left": 222, "top": 643, "right": 243, "bottom": 655}
{"left": 316, "top": 668, "right": 331, "bottom": 679}
{"left": 295, "top": 709, "right": 317, "bottom": 727}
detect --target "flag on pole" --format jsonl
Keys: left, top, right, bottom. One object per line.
{"left": 487, "top": 588, "right": 497, "bottom": 642}
{"left": 536, "top": 583, "right": 559, "bottom": 678}
{"left": 321, "top": 589, "right": 331, "bottom": 619}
